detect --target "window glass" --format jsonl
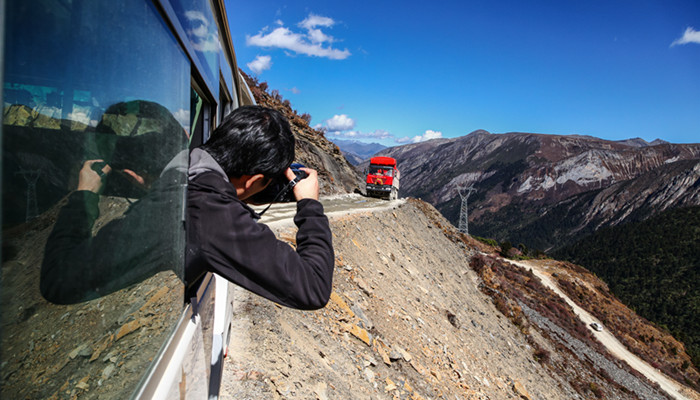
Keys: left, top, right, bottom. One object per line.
{"left": 370, "top": 166, "right": 394, "bottom": 177}
{"left": 170, "top": 0, "right": 221, "bottom": 100}
{"left": 1, "top": 0, "right": 189, "bottom": 398}
{"left": 219, "top": 50, "right": 234, "bottom": 102}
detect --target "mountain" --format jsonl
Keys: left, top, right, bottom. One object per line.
{"left": 616, "top": 137, "right": 669, "bottom": 147}
{"left": 330, "top": 139, "right": 387, "bottom": 165}
{"left": 223, "top": 198, "right": 700, "bottom": 399}
{"left": 374, "top": 130, "right": 700, "bottom": 251}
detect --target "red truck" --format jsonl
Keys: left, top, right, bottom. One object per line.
{"left": 366, "top": 156, "right": 400, "bottom": 200}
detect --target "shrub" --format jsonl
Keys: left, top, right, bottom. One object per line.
{"left": 474, "top": 236, "right": 499, "bottom": 248}
{"left": 470, "top": 254, "right": 489, "bottom": 274}
{"left": 589, "top": 382, "right": 603, "bottom": 398}
{"left": 499, "top": 241, "right": 512, "bottom": 257}
{"left": 533, "top": 344, "right": 551, "bottom": 364}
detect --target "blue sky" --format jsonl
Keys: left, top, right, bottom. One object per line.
{"left": 226, "top": 1, "right": 700, "bottom": 146}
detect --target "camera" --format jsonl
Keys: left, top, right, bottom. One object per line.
{"left": 91, "top": 160, "right": 149, "bottom": 198}
{"left": 248, "top": 163, "right": 308, "bottom": 204}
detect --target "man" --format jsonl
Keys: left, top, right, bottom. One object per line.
{"left": 185, "top": 106, "right": 334, "bottom": 310}
{"left": 41, "top": 100, "right": 188, "bottom": 304}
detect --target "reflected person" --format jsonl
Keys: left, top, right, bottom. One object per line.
{"left": 41, "top": 100, "right": 187, "bottom": 304}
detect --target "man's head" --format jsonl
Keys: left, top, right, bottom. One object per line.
{"left": 93, "top": 100, "right": 187, "bottom": 196}
{"left": 200, "top": 105, "right": 295, "bottom": 190}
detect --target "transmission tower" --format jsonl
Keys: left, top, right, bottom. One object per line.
{"left": 458, "top": 185, "right": 476, "bottom": 235}
{"left": 17, "top": 169, "right": 42, "bottom": 222}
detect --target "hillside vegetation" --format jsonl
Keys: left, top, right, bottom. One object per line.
{"left": 555, "top": 206, "right": 700, "bottom": 374}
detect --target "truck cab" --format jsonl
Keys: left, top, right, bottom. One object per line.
{"left": 366, "top": 157, "right": 400, "bottom": 200}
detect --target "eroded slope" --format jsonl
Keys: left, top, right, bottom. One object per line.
{"left": 221, "top": 198, "right": 689, "bottom": 399}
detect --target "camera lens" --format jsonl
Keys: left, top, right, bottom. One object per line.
{"left": 248, "top": 163, "right": 307, "bottom": 204}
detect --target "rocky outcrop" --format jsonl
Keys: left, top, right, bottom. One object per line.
{"left": 375, "top": 131, "right": 700, "bottom": 250}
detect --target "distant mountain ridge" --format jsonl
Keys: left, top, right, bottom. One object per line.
{"left": 375, "top": 130, "right": 700, "bottom": 251}
{"left": 330, "top": 139, "right": 387, "bottom": 165}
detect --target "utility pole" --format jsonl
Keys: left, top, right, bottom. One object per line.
{"left": 17, "top": 169, "right": 41, "bottom": 222}
{"left": 458, "top": 185, "right": 476, "bottom": 235}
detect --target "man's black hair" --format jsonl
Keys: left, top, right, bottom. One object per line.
{"left": 94, "top": 100, "right": 186, "bottom": 175}
{"left": 200, "top": 106, "right": 294, "bottom": 178}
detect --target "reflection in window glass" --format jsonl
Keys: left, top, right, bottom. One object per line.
{"left": 170, "top": 0, "right": 221, "bottom": 99}
{"left": 1, "top": 0, "right": 189, "bottom": 398}
{"left": 219, "top": 50, "right": 235, "bottom": 105}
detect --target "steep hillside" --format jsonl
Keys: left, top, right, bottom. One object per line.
{"left": 240, "top": 72, "right": 363, "bottom": 195}
{"left": 222, "top": 198, "right": 700, "bottom": 400}
{"left": 476, "top": 159, "right": 700, "bottom": 251}
{"left": 555, "top": 206, "right": 700, "bottom": 373}
{"left": 373, "top": 130, "right": 700, "bottom": 251}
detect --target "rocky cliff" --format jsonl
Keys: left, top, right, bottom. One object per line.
{"left": 373, "top": 131, "right": 700, "bottom": 250}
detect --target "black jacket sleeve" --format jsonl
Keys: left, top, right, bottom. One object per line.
{"left": 41, "top": 171, "right": 185, "bottom": 304}
{"left": 41, "top": 191, "right": 106, "bottom": 303}
{"left": 186, "top": 173, "right": 334, "bottom": 310}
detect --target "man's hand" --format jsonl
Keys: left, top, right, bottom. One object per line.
{"left": 78, "top": 160, "right": 111, "bottom": 193}
{"left": 285, "top": 167, "right": 319, "bottom": 201}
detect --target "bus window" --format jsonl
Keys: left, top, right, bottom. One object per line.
{"left": 2, "top": 0, "right": 189, "bottom": 398}
{"left": 170, "top": 0, "right": 221, "bottom": 100}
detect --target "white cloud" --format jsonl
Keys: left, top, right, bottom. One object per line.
{"left": 184, "top": 10, "right": 220, "bottom": 53}
{"left": 246, "top": 13, "right": 351, "bottom": 60}
{"left": 299, "top": 14, "right": 335, "bottom": 30}
{"left": 173, "top": 108, "right": 190, "bottom": 130}
{"left": 368, "top": 129, "right": 392, "bottom": 139}
{"left": 327, "top": 129, "right": 392, "bottom": 139}
{"left": 423, "top": 130, "right": 443, "bottom": 140}
{"left": 184, "top": 11, "right": 207, "bottom": 26}
{"left": 247, "top": 55, "right": 272, "bottom": 74}
{"left": 671, "top": 27, "right": 700, "bottom": 47}
{"left": 309, "top": 28, "right": 333, "bottom": 44}
{"left": 315, "top": 113, "right": 393, "bottom": 140}
{"left": 324, "top": 114, "right": 355, "bottom": 131}
{"left": 396, "top": 129, "right": 443, "bottom": 144}
{"left": 192, "top": 34, "right": 221, "bottom": 53}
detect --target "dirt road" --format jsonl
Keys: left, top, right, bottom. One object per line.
{"left": 509, "top": 259, "right": 699, "bottom": 400}
{"left": 252, "top": 193, "right": 405, "bottom": 227}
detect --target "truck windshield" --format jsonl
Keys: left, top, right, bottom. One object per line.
{"left": 369, "top": 166, "right": 393, "bottom": 177}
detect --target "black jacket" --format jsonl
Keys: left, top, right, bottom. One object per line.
{"left": 41, "top": 168, "right": 186, "bottom": 304}
{"left": 185, "top": 171, "right": 334, "bottom": 310}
